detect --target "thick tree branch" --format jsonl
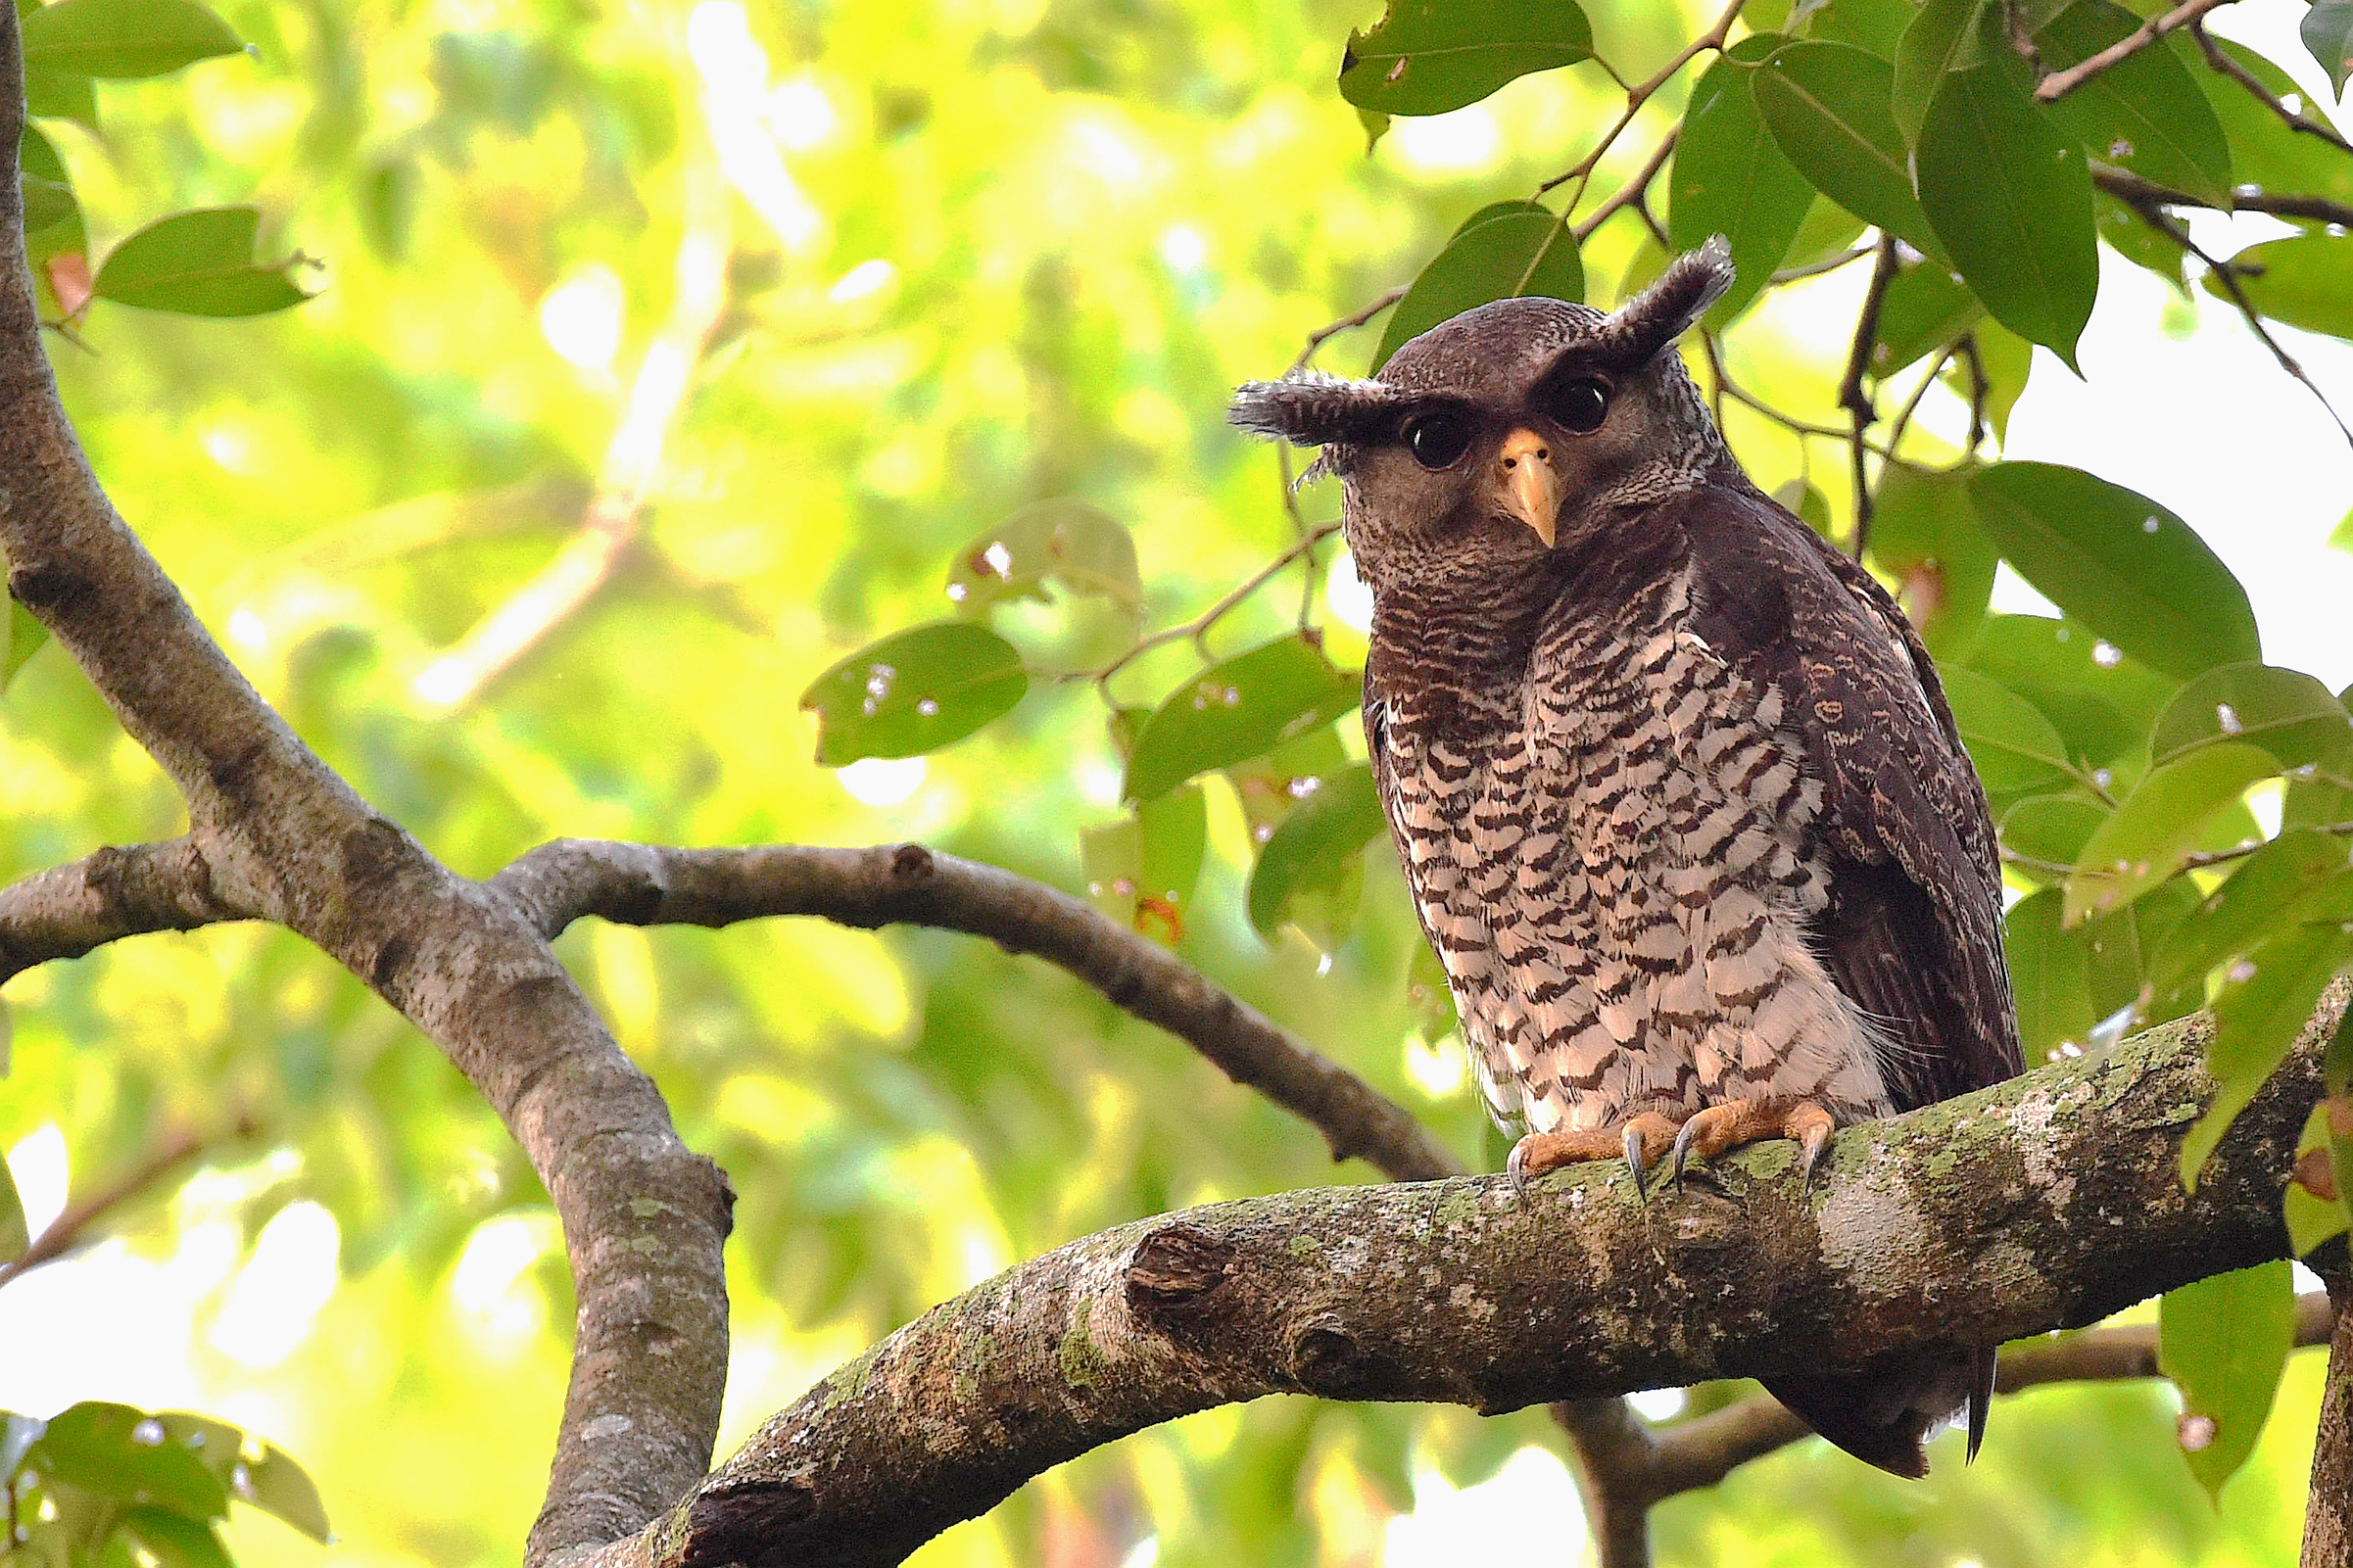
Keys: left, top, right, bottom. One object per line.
{"left": 0, "top": 836, "right": 241, "bottom": 979}
{"left": 571, "top": 990, "right": 2340, "bottom": 1568}
{"left": 0, "top": 14, "right": 731, "bottom": 1561}
{"left": 494, "top": 837, "right": 1462, "bottom": 1182}
{"left": 2308, "top": 1288, "right": 2353, "bottom": 1567}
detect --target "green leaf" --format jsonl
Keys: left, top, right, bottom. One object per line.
{"left": 1891, "top": 0, "right": 1987, "bottom": 140}
{"left": 1967, "top": 463, "right": 2259, "bottom": 682}
{"left": 2285, "top": 1103, "right": 2350, "bottom": 1257}
{"left": 2035, "top": 0, "right": 2233, "bottom": 207}
{"left": 1247, "top": 763, "right": 1386, "bottom": 939}
{"left": 1124, "top": 635, "right": 1359, "bottom": 803}
{"left": 120, "top": 1507, "right": 232, "bottom": 1568}
{"left": 2303, "top": 2, "right": 2353, "bottom": 98}
{"left": 1753, "top": 41, "right": 1945, "bottom": 260}
{"left": 2151, "top": 664, "right": 2353, "bottom": 771}
{"left": 1080, "top": 784, "right": 1207, "bottom": 943}
{"left": 2083, "top": 874, "right": 2199, "bottom": 1021}
{"left": 1914, "top": 22, "right": 2098, "bottom": 366}
{"left": 1947, "top": 319, "right": 2031, "bottom": 444}
{"left": 26, "top": 1404, "right": 229, "bottom": 1519}
{"left": 2201, "top": 40, "right": 2353, "bottom": 209}
{"left": 1668, "top": 38, "right": 1816, "bottom": 326}
{"left": 93, "top": 208, "right": 311, "bottom": 317}
{"left": 2002, "top": 793, "right": 2108, "bottom": 884}
{"left": 1869, "top": 464, "right": 1995, "bottom": 655}
{"left": 1871, "top": 260, "right": 1984, "bottom": 377}
{"left": 21, "top": 169, "right": 75, "bottom": 230}
{"left": 1966, "top": 613, "right": 2175, "bottom": 766}
{"left": 17, "top": 0, "right": 240, "bottom": 78}
{"left": 2148, "top": 828, "right": 2353, "bottom": 995}
{"left": 1803, "top": 0, "right": 1913, "bottom": 57}
{"left": 234, "top": 1447, "right": 330, "bottom": 1543}
{"left": 1336, "top": 0, "right": 1593, "bottom": 116}
{"left": 2005, "top": 888, "right": 2095, "bottom": 1058}
{"left": 1371, "top": 201, "right": 1582, "bottom": 370}
{"left": 2159, "top": 1261, "right": 2297, "bottom": 1497}
{"left": 798, "top": 622, "right": 1028, "bottom": 765}
{"left": 2064, "top": 742, "right": 2277, "bottom": 926}
{"left": 6, "top": 597, "right": 47, "bottom": 689}
{"left": 0, "top": 1145, "right": 27, "bottom": 1262}
{"left": 24, "top": 60, "right": 100, "bottom": 125}
{"left": 2181, "top": 910, "right": 2353, "bottom": 1186}
{"left": 2286, "top": 731, "right": 2353, "bottom": 833}
{"left": 2096, "top": 189, "right": 2188, "bottom": 291}
{"left": 946, "top": 499, "right": 1140, "bottom": 614}
{"left": 1941, "top": 665, "right": 2075, "bottom": 793}
{"left": 2210, "top": 233, "right": 2353, "bottom": 340}
{"left": 17, "top": 124, "right": 84, "bottom": 260}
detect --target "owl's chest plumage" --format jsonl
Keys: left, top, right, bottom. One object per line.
{"left": 1375, "top": 570, "right": 1894, "bottom": 1138}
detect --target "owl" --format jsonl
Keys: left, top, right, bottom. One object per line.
{"left": 1226, "top": 239, "right": 2023, "bottom": 1477}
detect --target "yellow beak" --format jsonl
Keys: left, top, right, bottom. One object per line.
{"left": 1496, "top": 427, "right": 1560, "bottom": 548}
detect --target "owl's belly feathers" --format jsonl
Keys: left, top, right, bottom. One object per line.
{"left": 1387, "top": 613, "right": 1895, "bottom": 1138}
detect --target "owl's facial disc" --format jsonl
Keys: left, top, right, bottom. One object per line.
{"left": 1495, "top": 428, "right": 1561, "bottom": 548}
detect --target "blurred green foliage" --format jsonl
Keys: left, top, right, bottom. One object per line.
{"left": 4, "top": 0, "right": 2353, "bottom": 1562}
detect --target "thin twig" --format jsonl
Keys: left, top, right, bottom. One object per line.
{"left": 1956, "top": 332, "right": 1990, "bottom": 452}
{"left": 1838, "top": 237, "right": 1901, "bottom": 559}
{"left": 2191, "top": 22, "right": 2353, "bottom": 155}
{"left": 0, "top": 1116, "right": 257, "bottom": 1289}
{"left": 2182, "top": 819, "right": 2353, "bottom": 870}
{"left": 1288, "top": 286, "right": 1407, "bottom": 376}
{"left": 1537, "top": 0, "right": 1747, "bottom": 201}
{"left": 1883, "top": 341, "right": 1964, "bottom": 467}
{"left": 1771, "top": 244, "right": 1875, "bottom": 285}
{"left": 1089, "top": 522, "right": 1344, "bottom": 690}
{"left": 2036, "top": 0, "right": 2234, "bottom": 102}
{"left": 2092, "top": 163, "right": 2353, "bottom": 232}
{"left": 1570, "top": 125, "right": 1681, "bottom": 244}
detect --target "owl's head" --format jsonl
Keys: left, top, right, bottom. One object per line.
{"left": 1228, "top": 238, "right": 1735, "bottom": 594}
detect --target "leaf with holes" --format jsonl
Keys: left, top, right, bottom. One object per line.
{"left": 2287, "top": 724, "right": 2353, "bottom": 833}
{"left": 1371, "top": 202, "right": 1582, "bottom": 370}
{"left": 946, "top": 499, "right": 1141, "bottom": 614}
{"left": 26, "top": 1403, "right": 229, "bottom": 1518}
{"left": 2160, "top": 1261, "right": 2296, "bottom": 1497}
{"left": 2151, "top": 664, "right": 2352, "bottom": 772}
{"left": 1124, "top": 636, "right": 1360, "bottom": 803}
{"left": 2210, "top": 234, "right": 2353, "bottom": 340}
{"left": 1081, "top": 784, "right": 1207, "bottom": 944}
{"left": 1914, "top": 21, "right": 2097, "bottom": 366}
{"left": 94, "top": 208, "right": 311, "bottom": 317}
{"left": 1753, "top": 41, "right": 1945, "bottom": 261}
{"left": 1966, "top": 614, "right": 2179, "bottom": 768}
{"left": 2304, "top": 2, "right": 2353, "bottom": 97}
{"left": 18, "top": 0, "right": 239, "bottom": 77}
{"left": 2035, "top": 0, "right": 2232, "bottom": 207}
{"left": 1248, "top": 763, "right": 1386, "bottom": 939}
{"left": 1669, "top": 38, "right": 1816, "bottom": 326}
{"left": 1337, "top": 0, "right": 1593, "bottom": 116}
{"left": 799, "top": 622, "right": 1028, "bottom": 765}
{"left": 2064, "top": 742, "right": 2277, "bottom": 926}
{"left": 1968, "top": 463, "right": 2258, "bottom": 682}
{"left": 2201, "top": 39, "right": 2353, "bottom": 210}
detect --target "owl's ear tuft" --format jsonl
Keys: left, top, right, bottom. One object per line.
{"left": 1595, "top": 236, "right": 1734, "bottom": 365}
{"left": 1227, "top": 372, "right": 1408, "bottom": 448}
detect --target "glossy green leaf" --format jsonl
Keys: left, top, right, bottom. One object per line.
{"left": 1942, "top": 665, "right": 2075, "bottom": 793}
{"left": 1371, "top": 201, "right": 1582, "bottom": 370}
{"left": 1668, "top": 39, "right": 1815, "bottom": 326}
{"left": 1966, "top": 613, "right": 2178, "bottom": 766}
{"left": 2200, "top": 40, "right": 2353, "bottom": 209}
{"left": 1869, "top": 464, "right": 1995, "bottom": 655}
{"left": 2286, "top": 731, "right": 2353, "bottom": 833}
{"left": 27, "top": 1403, "right": 229, "bottom": 1519}
{"left": 1336, "top": 0, "right": 1593, "bottom": 116}
{"left": 1753, "top": 41, "right": 1943, "bottom": 259}
{"left": 1081, "top": 783, "right": 1206, "bottom": 942}
{"left": 2035, "top": 0, "right": 2232, "bottom": 207}
{"left": 2160, "top": 1260, "right": 2297, "bottom": 1497}
{"left": 1124, "top": 635, "right": 1359, "bottom": 803}
{"left": 2211, "top": 234, "right": 2353, "bottom": 339}
{"left": 93, "top": 207, "right": 311, "bottom": 317}
{"left": 1915, "top": 24, "right": 2097, "bottom": 366}
{"left": 2181, "top": 908, "right": 2353, "bottom": 1186}
{"left": 1891, "top": 0, "right": 1987, "bottom": 140}
{"left": 2064, "top": 742, "right": 2276, "bottom": 926}
{"left": 798, "top": 622, "right": 1028, "bottom": 765}
{"left": 1871, "top": 261, "right": 1984, "bottom": 378}
{"left": 2304, "top": 2, "right": 2353, "bottom": 98}
{"left": 17, "top": 0, "right": 240, "bottom": 78}
{"left": 1247, "top": 762, "right": 1385, "bottom": 937}
{"left": 2005, "top": 888, "right": 2094, "bottom": 1057}
{"left": 5, "top": 598, "right": 47, "bottom": 690}
{"left": 2150, "top": 830, "right": 2353, "bottom": 997}
{"left": 236, "top": 1446, "right": 331, "bottom": 1543}
{"left": 946, "top": 499, "right": 1140, "bottom": 614}
{"left": 2151, "top": 663, "right": 2352, "bottom": 771}
{"left": 2002, "top": 793, "right": 2108, "bottom": 884}
{"left": 1968, "top": 463, "right": 2259, "bottom": 681}
{"left": 120, "top": 1507, "right": 233, "bottom": 1568}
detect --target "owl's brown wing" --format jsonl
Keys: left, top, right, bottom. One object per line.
{"left": 1674, "top": 480, "right": 2023, "bottom": 1111}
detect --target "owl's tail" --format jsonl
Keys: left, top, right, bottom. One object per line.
{"left": 1762, "top": 1345, "right": 1994, "bottom": 1478}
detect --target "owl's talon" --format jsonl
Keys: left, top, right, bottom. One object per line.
{"left": 1669, "top": 1116, "right": 1704, "bottom": 1190}
{"left": 1507, "top": 1139, "right": 1533, "bottom": 1203}
{"left": 1623, "top": 1123, "right": 1649, "bottom": 1201}
{"left": 1661, "top": 1098, "right": 1843, "bottom": 1185}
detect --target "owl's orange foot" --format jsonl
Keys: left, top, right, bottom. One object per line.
{"left": 1668, "top": 1099, "right": 1838, "bottom": 1189}
{"left": 1509, "top": 1113, "right": 1681, "bottom": 1202}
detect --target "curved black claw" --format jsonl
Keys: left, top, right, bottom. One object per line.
{"left": 1623, "top": 1122, "right": 1650, "bottom": 1203}
{"left": 1669, "top": 1117, "right": 1705, "bottom": 1191}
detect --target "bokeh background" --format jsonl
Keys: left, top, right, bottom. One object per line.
{"left": 3, "top": 0, "right": 2351, "bottom": 1562}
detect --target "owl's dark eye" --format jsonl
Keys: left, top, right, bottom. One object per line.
{"left": 1403, "top": 411, "right": 1474, "bottom": 470}
{"left": 1544, "top": 376, "right": 1611, "bottom": 434}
